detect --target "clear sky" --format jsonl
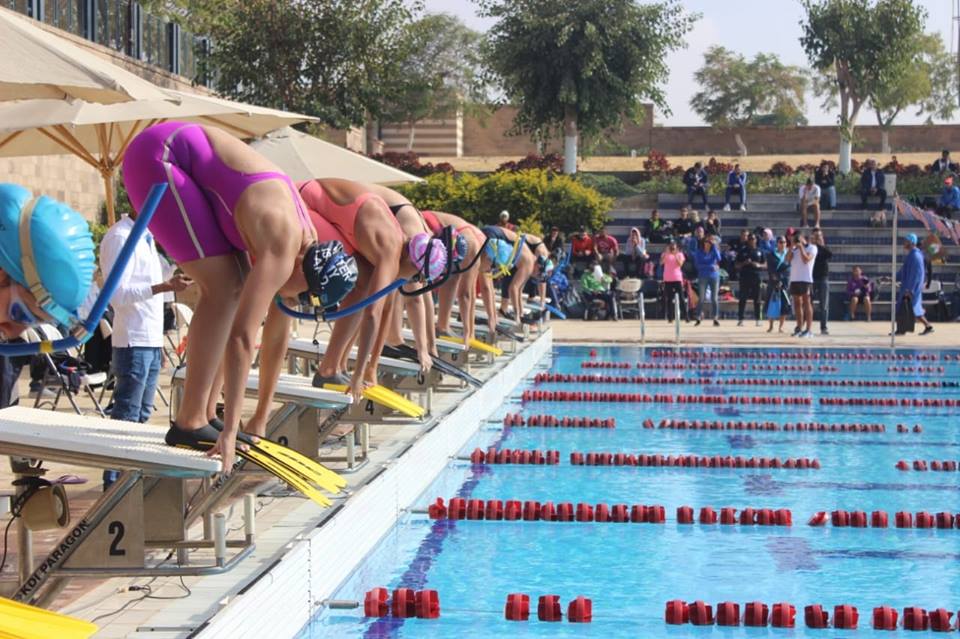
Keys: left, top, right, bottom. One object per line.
{"left": 421, "top": 0, "right": 957, "bottom": 126}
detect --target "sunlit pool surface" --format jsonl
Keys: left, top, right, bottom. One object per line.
{"left": 301, "top": 346, "right": 960, "bottom": 638}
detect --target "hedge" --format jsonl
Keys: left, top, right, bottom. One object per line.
{"left": 395, "top": 169, "right": 613, "bottom": 233}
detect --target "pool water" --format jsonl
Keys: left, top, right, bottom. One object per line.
{"left": 302, "top": 345, "right": 960, "bottom": 638}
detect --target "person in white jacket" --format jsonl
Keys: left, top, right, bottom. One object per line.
{"left": 100, "top": 215, "right": 191, "bottom": 488}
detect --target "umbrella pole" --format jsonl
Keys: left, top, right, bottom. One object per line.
{"left": 102, "top": 170, "right": 116, "bottom": 225}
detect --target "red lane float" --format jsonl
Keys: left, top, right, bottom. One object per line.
{"left": 502, "top": 413, "right": 615, "bottom": 428}
{"left": 538, "top": 595, "right": 562, "bottom": 622}
{"left": 647, "top": 349, "right": 940, "bottom": 362}
{"left": 362, "top": 588, "right": 441, "bottom": 619}
{"left": 503, "top": 593, "right": 594, "bottom": 623}
{"left": 569, "top": 451, "right": 820, "bottom": 470}
{"left": 873, "top": 606, "right": 898, "bottom": 630}
{"left": 521, "top": 389, "right": 811, "bottom": 405}
{"left": 505, "top": 593, "right": 530, "bottom": 621}
{"left": 427, "top": 499, "right": 789, "bottom": 526}
{"left": 821, "top": 397, "right": 959, "bottom": 409}
{"left": 896, "top": 459, "right": 960, "bottom": 472}
{"left": 809, "top": 509, "right": 960, "bottom": 531}
{"left": 538, "top": 371, "right": 947, "bottom": 389}
{"left": 467, "top": 448, "right": 560, "bottom": 465}
{"left": 657, "top": 418, "right": 890, "bottom": 433}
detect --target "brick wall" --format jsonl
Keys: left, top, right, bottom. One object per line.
{"left": 447, "top": 104, "right": 960, "bottom": 159}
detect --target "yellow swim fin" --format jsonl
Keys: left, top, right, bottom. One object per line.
{"left": 246, "top": 438, "right": 347, "bottom": 493}
{"left": 0, "top": 597, "right": 97, "bottom": 639}
{"left": 439, "top": 335, "right": 504, "bottom": 356}
{"left": 241, "top": 447, "right": 332, "bottom": 507}
{"left": 323, "top": 384, "right": 426, "bottom": 419}
{"left": 167, "top": 425, "right": 332, "bottom": 508}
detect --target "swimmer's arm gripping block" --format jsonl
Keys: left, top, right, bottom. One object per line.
{"left": 0, "top": 183, "right": 167, "bottom": 356}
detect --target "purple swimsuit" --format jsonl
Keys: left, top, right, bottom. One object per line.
{"left": 123, "top": 121, "right": 308, "bottom": 263}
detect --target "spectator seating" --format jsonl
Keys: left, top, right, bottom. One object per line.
{"left": 593, "top": 192, "right": 958, "bottom": 321}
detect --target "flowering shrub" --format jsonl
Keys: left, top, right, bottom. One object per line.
{"left": 367, "top": 151, "right": 455, "bottom": 177}
{"left": 496, "top": 153, "right": 564, "bottom": 173}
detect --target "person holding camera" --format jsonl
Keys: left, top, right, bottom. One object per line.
{"left": 789, "top": 232, "right": 818, "bottom": 338}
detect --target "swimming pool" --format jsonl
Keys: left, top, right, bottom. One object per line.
{"left": 301, "top": 345, "right": 960, "bottom": 637}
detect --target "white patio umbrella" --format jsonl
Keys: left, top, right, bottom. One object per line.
{"left": 0, "top": 90, "right": 317, "bottom": 222}
{"left": 250, "top": 127, "right": 423, "bottom": 186}
{"left": 0, "top": 6, "right": 168, "bottom": 104}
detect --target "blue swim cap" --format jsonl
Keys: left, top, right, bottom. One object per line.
{"left": 904, "top": 233, "right": 918, "bottom": 245}
{"left": 0, "top": 184, "right": 95, "bottom": 325}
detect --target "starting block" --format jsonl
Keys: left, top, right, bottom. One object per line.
{"left": 0, "top": 406, "right": 253, "bottom": 607}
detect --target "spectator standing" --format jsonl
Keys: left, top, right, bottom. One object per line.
{"left": 703, "top": 209, "right": 721, "bottom": 237}
{"left": 931, "top": 149, "right": 959, "bottom": 174}
{"left": 896, "top": 233, "right": 933, "bottom": 335}
{"left": 815, "top": 161, "right": 837, "bottom": 210}
{"left": 759, "top": 228, "right": 776, "bottom": 255}
{"left": 623, "top": 227, "right": 650, "bottom": 278}
{"left": 811, "top": 228, "right": 833, "bottom": 335}
{"left": 693, "top": 235, "right": 722, "bottom": 326}
{"left": 100, "top": 215, "right": 192, "bottom": 489}
{"left": 497, "top": 210, "right": 517, "bottom": 231}
{"left": 788, "top": 232, "right": 818, "bottom": 338}
{"left": 724, "top": 164, "right": 747, "bottom": 211}
{"left": 684, "top": 225, "right": 705, "bottom": 257}
{"left": 580, "top": 262, "right": 617, "bottom": 320}
{"left": 660, "top": 239, "right": 687, "bottom": 322}
{"left": 735, "top": 233, "right": 765, "bottom": 326}
{"left": 766, "top": 236, "right": 791, "bottom": 333}
{"left": 798, "top": 178, "right": 821, "bottom": 228}
{"left": 860, "top": 159, "right": 887, "bottom": 209}
{"left": 936, "top": 176, "right": 960, "bottom": 218}
{"left": 846, "top": 266, "right": 874, "bottom": 321}
{"left": 544, "top": 226, "right": 565, "bottom": 257}
{"left": 594, "top": 226, "right": 620, "bottom": 265}
{"left": 683, "top": 162, "right": 709, "bottom": 209}
{"left": 570, "top": 226, "right": 595, "bottom": 274}
{"left": 674, "top": 207, "right": 694, "bottom": 238}
{"left": 645, "top": 209, "right": 667, "bottom": 243}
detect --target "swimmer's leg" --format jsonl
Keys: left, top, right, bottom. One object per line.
{"left": 175, "top": 253, "right": 245, "bottom": 430}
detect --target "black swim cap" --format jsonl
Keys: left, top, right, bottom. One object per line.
{"left": 302, "top": 240, "right": 358, "bottom": 310}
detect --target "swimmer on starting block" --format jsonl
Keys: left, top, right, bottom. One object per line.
{"left": 481, "top": 225, "right": 552, "bottom": 326}
{"left": 297, "top": 179, "right": 447, "bottom": 395}
{"left": 123, "top": 122, "right": 359, "bottom": 472}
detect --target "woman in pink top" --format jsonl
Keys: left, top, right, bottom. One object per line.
{"left": 660, "top": 238, "right": 687, "bottom": 322}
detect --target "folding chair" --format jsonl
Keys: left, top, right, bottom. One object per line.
{"left": 164, "top": 302, "right": 193, "bottom": 367}
{"left": 616, "top": 278, "right": 643, "bottom": 319}
{"left": 25, "top": 324, "right": 107, "bottom": 416}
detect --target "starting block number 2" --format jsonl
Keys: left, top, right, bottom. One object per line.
{"left": 64, "top": 485, "right": 145, "bottom": 569}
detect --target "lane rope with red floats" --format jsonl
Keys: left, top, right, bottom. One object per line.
{"left": 535, "top": 372, "right": 956, "bottom": 389}
{"left": 665, "top": 601, "right": 956, "bottom": 630}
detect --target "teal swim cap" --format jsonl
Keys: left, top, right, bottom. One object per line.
{"left": 484, "top": 238, "right": 513, "bottom": 268}
{"left": 0, "top": 184, "right": 95, "bottom": 326}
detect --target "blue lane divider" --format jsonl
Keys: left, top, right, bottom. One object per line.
{"left": 0, "top": 182, "right": 167, "bottom": 356}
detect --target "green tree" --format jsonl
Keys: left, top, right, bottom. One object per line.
{"left": 380, "top": 13, "right": 488, "bottom": 150}
{"left": 477, "top": 0, "right": 696, "bottom": 175}
{"left": 690, "top": 47, "right": 808, "bottom": 128}
{"left": 800, "top": 0, "right": 927, "bottom": 172}
{"left": 142, "top": 0, "right": 418, "bottom": 129}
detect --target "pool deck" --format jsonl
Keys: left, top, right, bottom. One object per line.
{"left": 0, "top": 324, "right": 549, "bottom": 638}
{"left": 552, "top": 319, "right": 960, "bottom": 349}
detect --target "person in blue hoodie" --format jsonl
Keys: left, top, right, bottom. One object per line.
{"left": 724, "top": 164, "right": 747, "bottom": 211}
{"left": 896, "top": 233, "right": 933, "bottom": 335}
{"left": 936, "top": 176, "right": 960, "bottom": 218}
{"left": 693, "top": 235, "right": 722, "bottom": 326}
